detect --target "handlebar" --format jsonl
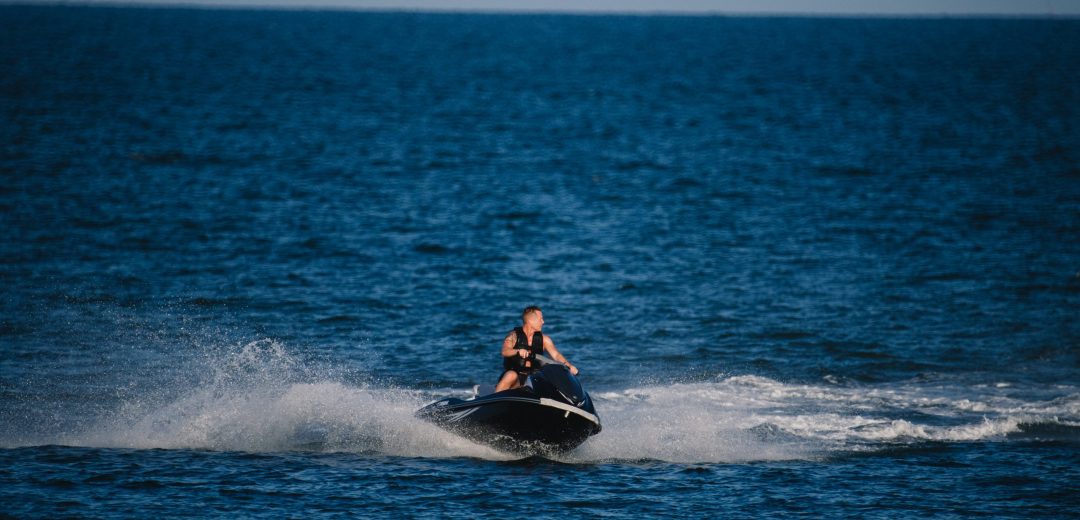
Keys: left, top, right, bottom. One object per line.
{"left": 529, "top": 353, "right": 557, "bottom": 366}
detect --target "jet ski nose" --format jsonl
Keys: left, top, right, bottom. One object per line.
{"left": 539, "top": 364, "right": 586, "bottom": 405}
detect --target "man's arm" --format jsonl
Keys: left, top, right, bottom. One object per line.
{"left": 502, "top": 332, "right": 528, "bottom": 359}
{"left": 543, "top": 336, "right": 579, "bottom": 375}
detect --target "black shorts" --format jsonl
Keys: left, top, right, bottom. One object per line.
{"left": 502, "top": 369, "right": 534, "bottom": 384}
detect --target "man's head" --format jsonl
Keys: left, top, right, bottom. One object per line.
{"left": 521, "top": 305, "right": 544, "bottom": 330}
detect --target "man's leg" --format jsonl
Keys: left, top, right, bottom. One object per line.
{"left": 495, "top": 370, "right": 519, "bottom": 392}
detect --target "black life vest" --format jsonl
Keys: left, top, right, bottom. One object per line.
{"left": 503, "top": 327, "right": 544, "bottom": 372}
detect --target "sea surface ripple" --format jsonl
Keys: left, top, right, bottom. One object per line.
{"left": 1, "top": 6, "right": 1078, "bottom": 518}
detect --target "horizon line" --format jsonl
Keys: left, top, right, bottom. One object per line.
{"left": 5, "top": 1, "right": 1080, "bottom": 19}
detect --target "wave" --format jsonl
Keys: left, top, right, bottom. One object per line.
{"left": 16, "top": 341, "right": 1079, "bottom": 463}
{"left": 76, "top": 380, "right": 507, "bottom": 460}
{"left": 59, "top": 340, "right": 510, "bottom": 460}
{"left": 571, "top": 376, "right": 1079, "bottom": 463}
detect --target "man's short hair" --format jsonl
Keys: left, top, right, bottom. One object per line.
{"left": 522, "top": 305, "right": 542, "bottom": 322}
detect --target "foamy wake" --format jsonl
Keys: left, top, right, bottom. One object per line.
{"left": 75, "top": 381, "right": 507, "bottom": 459}
{"left": 68, "top": 340, "right": 508, "bottom": 459}
{"left": 60, "top": 342, "right": 1080, "bottom": 463}
{"left": 574, "top": 375, "right": 1079, "bottom": 463}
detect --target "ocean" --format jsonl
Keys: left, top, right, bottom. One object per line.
{"left": 1, "top": 5, "right": 1078, "bottom": 518}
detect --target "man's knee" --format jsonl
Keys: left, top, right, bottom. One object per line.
{"left": 495, "top": 371, "right": 517, "bottom": 391}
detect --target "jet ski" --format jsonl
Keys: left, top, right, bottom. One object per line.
{"left": 416, "top": 354, "right": 601, "bottom": 454}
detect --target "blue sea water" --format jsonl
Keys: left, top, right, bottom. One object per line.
{"left": 1, "top": 5, "right": 1079, "bottom": 518}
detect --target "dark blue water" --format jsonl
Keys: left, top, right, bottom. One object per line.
{"left": 2, "top": 6, "right": 1079, "bottom": 518}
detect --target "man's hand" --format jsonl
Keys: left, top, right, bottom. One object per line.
{"left": 567, "top": 364, "right": 579, "bottom": 376}
{"left": 518, "top": 349, "right": 529, "bottom": 358}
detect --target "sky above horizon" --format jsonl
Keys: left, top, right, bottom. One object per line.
{"left": 20, "top": 0, "right": 1080, "bottom": 15}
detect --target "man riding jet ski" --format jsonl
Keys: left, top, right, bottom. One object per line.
{"left": 415, "top": 306, "right": 601, "bottom": 454}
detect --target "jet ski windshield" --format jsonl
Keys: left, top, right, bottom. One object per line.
{"left": 529, "top": 356, "right": 585, "bottom": 406}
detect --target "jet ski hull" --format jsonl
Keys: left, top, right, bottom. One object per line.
{"left": 417, "top": 388, "right": 601, "bottom": 455}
